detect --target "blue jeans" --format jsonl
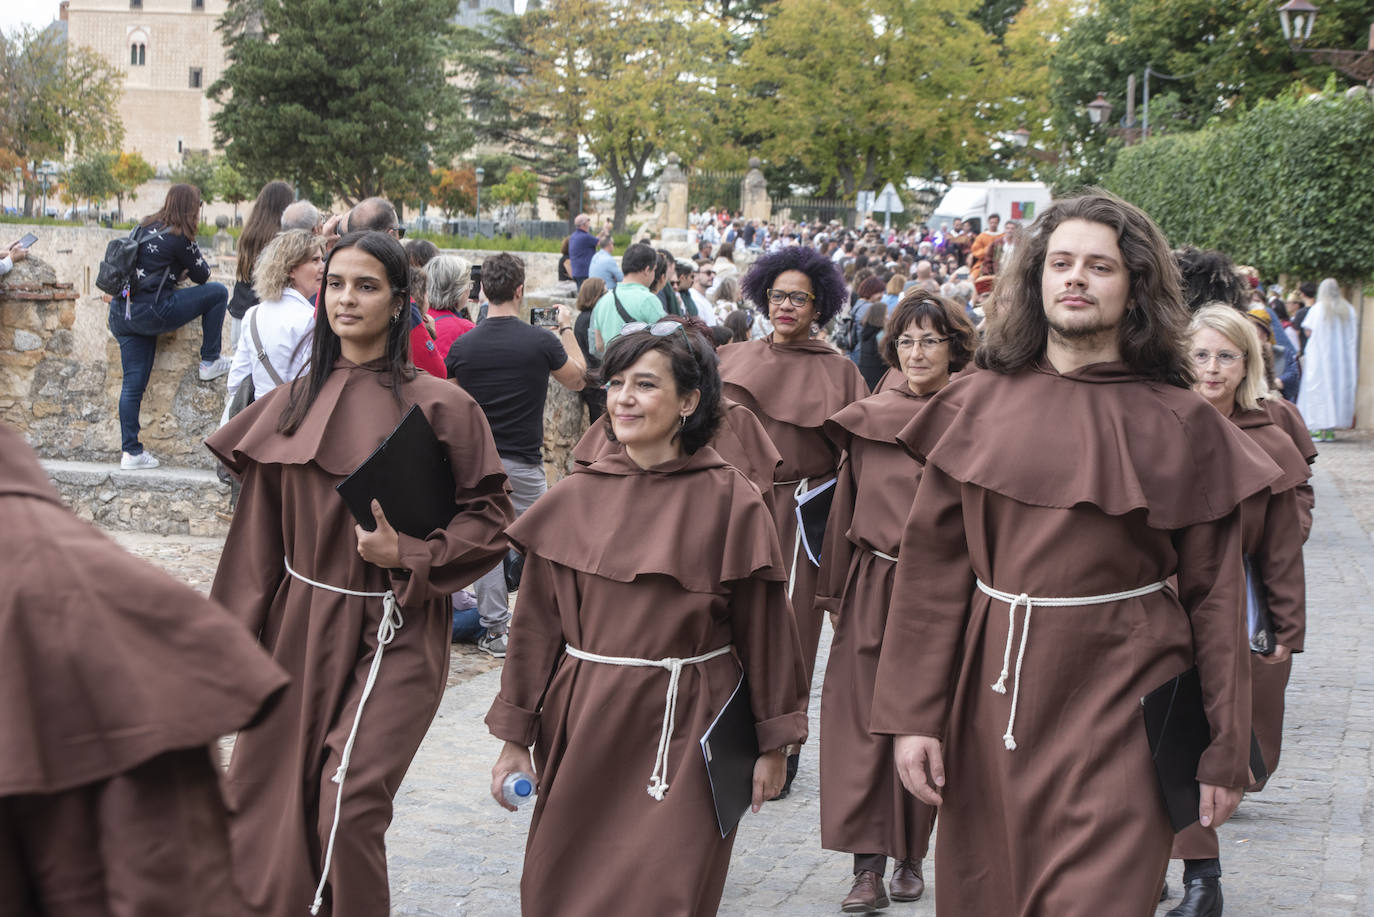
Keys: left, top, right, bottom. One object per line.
{"left": 109, "top": 282, "right": 228, "bottom": 454}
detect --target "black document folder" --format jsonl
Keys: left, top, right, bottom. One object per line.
{"left": 335, "top": 404, "right": 457, "bottom": 539}
{"left": 699, "top": 675, "right": 759, "bottom": 838}
{"left": 794, "top": 478, "right": 837, "bottom": 567}
{"left": 1142, "top": 666, "right": 1268, "bottom": 833}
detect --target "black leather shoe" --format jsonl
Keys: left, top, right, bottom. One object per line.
{"left": 1165, "top": 878, "right": 1222, "bottom": 917}
{"left": 1159, "top": 879, "right": 1170, "bottom": 902}
{"left": 773, "top": 751, "right": 800, "bottom": 799}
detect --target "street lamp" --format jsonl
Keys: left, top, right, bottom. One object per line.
{"left": 1278, "top": 1, "right": 1374, "bottom": 84}
{"left": 1086, "top": 92, "right": 1113, "bottom": 126}
{"left": 1011, "top": 127, "right": 1031, "bottom": 148}
{"left": 11, "top": 167, "right": 21, "bottom": 213}
{"left": 474, "top": 166, "right": 485, "bottom": 237}
{"left": 37, "top": 163, "right": 58, "bottom": 218}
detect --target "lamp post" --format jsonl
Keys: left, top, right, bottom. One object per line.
{"left": 1278, "top": 0, "right": 1374, "bottom": 84}
{"left": 12, "top": 167, "right": 21, "bottom": 213}
{"left": 474, "top": 166, "right": 485, "bottom": 237}
{"left": 37, "top": 163, "right": 58, "bottom": 219}
{"left": 1086, "top": 92, "right": 1113, "bottom": 127}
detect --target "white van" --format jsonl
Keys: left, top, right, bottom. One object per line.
{"left": 929, "top": 181, "right": 1052, "bottom": 234}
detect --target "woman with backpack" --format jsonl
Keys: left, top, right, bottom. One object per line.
{"left": 106, "top": 183, "right": 229, "bottom": 470}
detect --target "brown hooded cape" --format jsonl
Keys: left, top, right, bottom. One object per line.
{"left": 870, "top": 362, "right": 1281, "bottom": 917}
{"left": 716, "top": 336, "right": 867, "bottom": 689}
{"left": 814, "top": 388, "right": 937, "bottom": 865}
{"left": 486, "top": 447, "right": 808, "bottom": 917}
{"left": 205, "top": 359, "right": 513, "bottom": 917}
{"left": 0, "top": 423, "right": 287, "bottom": 916}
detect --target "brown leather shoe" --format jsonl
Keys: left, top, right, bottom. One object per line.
{"left": 841, "top": 870, "right": 890, "bottom": 913}
{"left": 889, "top": 859, "right": 924, "bottom": 901}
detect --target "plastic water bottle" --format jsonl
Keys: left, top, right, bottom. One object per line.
{"left": 501, "top": 772, "right": 536, "bottom": 808}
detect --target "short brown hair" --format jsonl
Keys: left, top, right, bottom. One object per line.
{"left": 978, "top": 189, "right": 1191, "bottom": 388}
{"left": 882, "top": 290, "right": 977, "bottom": 371}
{"left": 480, "top": 252, "right": 525, "bottom": 305}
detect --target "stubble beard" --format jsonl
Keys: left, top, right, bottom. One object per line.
{"left": 1047, "top": 313, "right": 1120, "bottom": 351}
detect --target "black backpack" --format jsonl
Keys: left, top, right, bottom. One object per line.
{"left": 95, "top": 227, "right": 146, "bottom": 297}
{"left": 830, "top": 309, "right": 858, "bottom": 353}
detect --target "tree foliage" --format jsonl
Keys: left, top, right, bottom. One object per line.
{"left": 737, "top": 0, "right": 998, "bottom": 196}
{"left": 1106, "top": 86, "right": 1374, "bottom": 282}
{"left": 211, "top": 0, "right": 462, "bottom": 206}
{"left": 62, "top": 152, "right": 120, "bottom": 214}
{"left": 168, "top": 154, "right": 218, "bottom": 204}
{"left": 110, "top": 152, "right": 155, "bottom": 217}
{"left": 488, "top": 167, "right": 539, "bottom": 210}
{"left": 430, "top": 166, "right": 477, "bottom": 215}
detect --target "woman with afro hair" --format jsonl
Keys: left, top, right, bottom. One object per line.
{"left": 717, "top": 245, "right": 867, "bottom": 797}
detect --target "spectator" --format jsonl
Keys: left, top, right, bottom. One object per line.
{"left": 687, "top": 260, "right": 717, "bottom": 323}
{"left": 857, "top": 298, "right": 888, "bottom": 390}
{"left": 968, "top": 213, "right": 1002, "bottom": 278}
{"left": 588, "top": 234, "right": 623, "bottom": 289}
{"left": 655, "top": 250, "right": 689, "bottom": 316}
{"left": 230, "top": 181, "right": 294, "bottom": 345}
{"left": 226, "top": 229, "right": 321, "bottom": 405}
{"left": 590, "top": 242, "right": 663, "bottom": 354}
{"left": 422, "top": 255, "right": 477, "bottom": 362}
{"left": 0, "top": 239, "right": 29, "bottom": 275}
{"left": 568, "top": 213, "right": 597, "bottom": 288}
{"left": 1296, "top": 278, "right": 1358, "bottom": 441}
{"left": 722, "top": 308, "right": 752, "bottom": 343}
{"left": 446, "top": 253, "right": 586, "bottom": 656}
{"left": 280, "top": 199, "right": 322, "bottom": 234}
{"left": 911, "top": 259, "right": 940, "bottom": 294}
{"left": 106, "top": 183, "right": 229, "bottom": 470}
{"left": 557, "top": 236, "right": 572, "bottom": 283}
{"left": 882, "top": 273, "right": 904, "bottom": 309}
{"left": 573, "top": 277, "right": 607, "bottom": 422}
{"left": 850, "top": 276, "right": 886, "bottom": 364}
{"left": 712, "top": 241, "right": 739, "bottom": 291}
{"left": 673, "top": 259, "right": 704, "bottom": 320}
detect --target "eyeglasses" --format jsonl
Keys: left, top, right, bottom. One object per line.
{"left": 1190, "top": 348, "right": 1243, "bottom": 367}
{"left": 896, "top": 335, "right": 953, "bottom": 352}
{"left": 616, "top": 319, "right": 696, "bottom": 357}
{"left": 766, "top": 288, "right": 816, "bottom": 307}
{"left": 393, "top": 225, "right": 406, "bottom": 239}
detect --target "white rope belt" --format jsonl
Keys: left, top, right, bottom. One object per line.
{"left": 282, "top": 555, "right": 403, "bottom": 916}
{"left": 975, "top": 578, "right": 1167, "bottom": 752}
{"left": 871, "top": 549, "right": 898, "bottom": 563}
{"left": 785, "top": 478, "right": 810, "bottom": 598}
{"left": 564, "top": 644, "right": 732, "bottom": 800}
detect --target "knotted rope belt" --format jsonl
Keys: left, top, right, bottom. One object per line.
{"left": 776, "top": 477, "right": 811, "bottom": 599}
{"left": 975, "top": 578, "right": 1168, "bottom": 752}
{"left": 282, "top": 555, "right": 404, "bottom": 916}
{"left": 871, "top": 549, "right": 898, "bottom": 563}
{"left": 564, "top": 644, "right": 733, "bottom": 800}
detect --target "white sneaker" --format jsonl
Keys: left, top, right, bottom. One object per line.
{"left": 199, "top": 357, "right": 231, "bottom": 381}
{"left": 121, "top": 451, "right": 160, "bottom": 470}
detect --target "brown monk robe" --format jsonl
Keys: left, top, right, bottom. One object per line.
{"left": 871, "top": 363, "right": 1281, "bottom": 917}
{"left": 206, "top": 359, "right": 513, "bottom": 917}
{"left": 1265, "top": 397, "right": 1318, "bottom": 540}
{"left": 717, "top": 336, "right": 867, "bottom": 687}
{"left": 0, "top": 423, "right": 287, "bottom": 916}
{"left": 572, "top": 396, "right": 782, "bottom": 510}
{"left": 1172, "top": 399, "right": 1310, "bottom": 861}
{"left": 814, "top": 389, "right": 936, "bottom": 875}
{"left": 486, "top": 448, "right": 809, "bottom": 917}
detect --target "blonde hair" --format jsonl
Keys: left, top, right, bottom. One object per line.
{"left": 1188, "top": 303, "right": 1269, "bottom": 413}
{"left": 251, "top": 229, "right": 323, "bottom": 302}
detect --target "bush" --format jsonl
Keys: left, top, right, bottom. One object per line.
{"left": 1106, "top": 84, "right": 1374, "bottom": 283}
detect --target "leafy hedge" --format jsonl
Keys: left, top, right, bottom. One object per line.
{"left": 1106, "top": 86, "right": 1374, "bottom": 283}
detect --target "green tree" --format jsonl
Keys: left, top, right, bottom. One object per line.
{"left": 739, "top": 0, "right": 997, "bottom": 197}
{"left": 110, "top": 151, "right": 155, "bottom": 219}
{"left": 213, "top": 157, "right": 255, "bottom": 221}
{"left": 168, "top": 154, "right": 218, "bottom": 204}
{"left": 211, "top": 0, "right": 462, "bottom": 206}
{"left": 63, "top": 152, "right": 120, "bottom": 216}
{"left": 488, "top": 167, "right": 540, "bottom": 213}
{"left": 0, "top": 26, "right": 124, "bottom": 215}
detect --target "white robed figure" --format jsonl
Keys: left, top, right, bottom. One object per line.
{"left": 1296, "top": 277, "right": 1358, "bottom": 438}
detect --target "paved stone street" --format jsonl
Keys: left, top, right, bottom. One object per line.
{"left": 111, "top": 434, "right": 1374, "bottom": 916}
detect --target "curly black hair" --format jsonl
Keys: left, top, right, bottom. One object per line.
{"left": 740, "top": 246, "right": 848, "bottom": 326}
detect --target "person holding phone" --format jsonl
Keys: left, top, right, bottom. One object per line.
{"left": 0, "top": 234, "right": 34, "bottom": 275}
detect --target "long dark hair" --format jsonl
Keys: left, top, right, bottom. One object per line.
{"left": 977, "top": 189, "right": 1191, "bottom": 388}
{"left": 599, "top": 318, "right": 722, "bottom": 454}
{"left": 277, "top": 231, "right": 415, "bottom": 435}
{"left": 141, "top": 183, "right": 201, "bottom": 240}
{"left": 236, "top": 180, "right": 295, "bottom": 283}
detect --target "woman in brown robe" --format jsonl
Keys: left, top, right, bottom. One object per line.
{"left": 816, "top": 292, "right": 975, "bottom": 912}
{"left": 717, "top": 246, "right": 867, "bottom": 793}
{"left": 207, "top": 232, "right": 514, "bottom": 917}
{"left": 488, "top": 322, "right": 809, "bottom": 917}
{"left": 1167, "top": 306, "right": 1310, "bottom": 917}
{"left": 0, "top": 423, "right": 287, "bottom": 916}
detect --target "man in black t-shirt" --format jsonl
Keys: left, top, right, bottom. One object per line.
{"left": 446, "top": 253, "right": 585, "bottom": 657}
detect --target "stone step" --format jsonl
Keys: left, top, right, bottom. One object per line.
{"left": 42, "top": 459, "right": 231, "bottom": 538}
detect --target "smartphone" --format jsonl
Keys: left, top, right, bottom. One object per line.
{"left": 529, "top": 306, "right": 559, "bottom": 328}
{"left": 470, "top": 263, "right": 482, "bottom": 299}
{"left": 12, "top": 233, "right": 37, "bottom": 250}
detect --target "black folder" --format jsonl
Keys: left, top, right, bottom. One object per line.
{"left": 1243, "top": 554, "right": 1276, "bottom": 655}
{"left": 335, "top": 404, "right": 457, "bottom": 539}
{"left": 1142, "top": 666, "right": 1269, "bottom": 833}
{"left": 699, "top": 675, "right": 759, "bottom": 838}
{"left": 794, "top": 478, "right": 836, "bottom": 567}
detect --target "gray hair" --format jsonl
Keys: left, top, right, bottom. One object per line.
{"left": 350, "top": 197, "right": 398, "bottom": 233}
{"left": 281, "top": 200, "right": 321, "bottom": 232}
{"left": 424, "top": 254, "right": 473, "bottom": 312}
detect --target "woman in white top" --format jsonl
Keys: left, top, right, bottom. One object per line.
{"left": 226, "top": 229, "right": 323, "bottom": 405}
{"left": 1296, "top": 277, "right": 1358, "bottom": 440}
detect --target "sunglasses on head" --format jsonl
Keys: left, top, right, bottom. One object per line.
{"left": 617, "top": 319, "right": 696, "bottom": 357}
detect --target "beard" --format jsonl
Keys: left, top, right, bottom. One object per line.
{"left": 1047, "top": 314, "right": 1117, "bottom": 340}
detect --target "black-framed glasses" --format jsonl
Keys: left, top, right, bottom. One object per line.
{"left": 394, "top": 226, "right": 407, "bottom": 238}
{"left": 766, "top": 288, "right": 816, "bottom": 307}
{"left": 616, "top": 319, "right": 696, "bottom": 357}
{"left": 896, "top": 334, "right": 953, "bottom": 352}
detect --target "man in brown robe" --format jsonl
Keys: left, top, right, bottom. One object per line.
{"left": 871, "top": 192, "right": 1281, "bottom": 917}
{"left": 0, "top": 423, "right": 288, "bottom": 916}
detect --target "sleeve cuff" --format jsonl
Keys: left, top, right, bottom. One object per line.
{"left": 755, "top": 711, "right": 808, "bottom": 753}
{"left": 485, "top": 695, "right": 540, "bottom": 747}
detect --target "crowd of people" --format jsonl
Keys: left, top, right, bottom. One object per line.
{"left": 2, "top": 179, "right": 1361, "bottom": 917}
